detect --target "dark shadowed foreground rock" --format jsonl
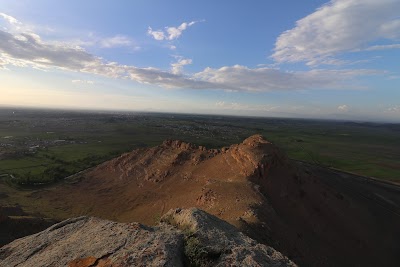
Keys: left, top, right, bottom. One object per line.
{"left": 0, "top": 208, "right": 296, "bottom": 267}
{"left": 161, "top": 208, "right": 296, "bottom": 267}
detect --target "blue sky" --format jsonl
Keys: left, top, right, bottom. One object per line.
{"left": 0, "top": 0, "right": 399, "bottom": 122}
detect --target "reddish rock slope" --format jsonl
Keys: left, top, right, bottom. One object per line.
{"left": 33, "top": 135, "right": 400, "bottom": 267}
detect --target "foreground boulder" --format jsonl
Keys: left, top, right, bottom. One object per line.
{"left": 0, "top": 216, "right": 183, "bottom": 267}
{"left": 162, "top": 208, "right": 295, "bottom": 267}
{"left": 0, "top": 208, "right": 296, "bottom": 267}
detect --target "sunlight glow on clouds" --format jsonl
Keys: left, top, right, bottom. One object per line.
{"left": 272, "top": 0, "right": 400, "bottom": 65}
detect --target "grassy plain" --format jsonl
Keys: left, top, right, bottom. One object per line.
{"left": 0, "top": 108, "right": 399, "bottom": 185}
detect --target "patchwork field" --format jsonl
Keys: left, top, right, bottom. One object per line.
{"left": 0, "top": 107, "right": 399, "bottom": 186}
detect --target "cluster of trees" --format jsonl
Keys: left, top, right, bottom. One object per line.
{"left": 15, "top": 166, "right": 72, "bottom": 186}
{"left": 12, "top": 151, "right": 121, "bottom": 186}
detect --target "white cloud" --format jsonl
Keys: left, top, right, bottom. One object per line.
{"left": 386, "top": 106, "right": 400, "bottom": 113}
{"left": 68, "top": 34, "right": 138, "bottom": 50}
{"left": 272, "top": 0, "right": 400, "bottom": 65}
{"left": 147, "top": 27, "right": 165, "bottom": 41}
{"left": 364, "top": 44, "right": 400, "bottom": 51}
{"left": 0, "top": 13, "right": 20, "bottom": 25}
{"left": 72, "top": 79, "right": 95, "bottom": 84}
{"left": 87, "top": 62, "right": 373, "bottom": 92}
{"left": 148, "top": 21, "right": 198, "bottom": 41}
{"left": 166, "top": 21, "right": 196, "bottom": 40}
{"left": 0, "top": 30, "right": 96, "bottom": 69}
{"left": 171, "top": 57, "right": 192, "bottom": 74}
{"left": 215, "top": 101, "right": 279, "bottom": 112}
{"left": 0, "top": 14, "right": 383, "bottom": 92}
{"left": 337, "top": 104, "right": 349, "bottom": 112}
{"left": 99, "top": 35, "right": 134, "bottom": 48}
{"left": 215, "top": 101, "right": 225, "bottom": 107}
{"left": 194, "top": 65, "right": 379, "bottom": 91}
{"left": 1, "top": 12, "right": 137, "bottom": 51}
{"left": 0, "top": 12, "right": 36, "bottom": 34}
{"left": 0, "top": 55, "right": 9, "bottom": 69}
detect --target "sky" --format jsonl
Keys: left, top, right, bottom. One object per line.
{"left": 0, "top": 0, "right": 399, "bottom": 122}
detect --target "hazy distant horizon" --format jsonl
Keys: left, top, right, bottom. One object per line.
{"left": 1, "top": 0, "right": 399, "bottom": 122}
{"left": 1, "top": 104, "right": 399, "bottom": 124}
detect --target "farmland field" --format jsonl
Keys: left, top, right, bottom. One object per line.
{"left": 0, "top": 107, "right": 399, "bottom": 185}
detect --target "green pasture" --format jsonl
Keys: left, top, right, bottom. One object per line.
{"left": 0, "top": 110, "right": 399, "bottom": 185}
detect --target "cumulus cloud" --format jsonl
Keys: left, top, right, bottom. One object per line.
{"left": 148, "top": 21, "right": 197, "bottom": 41}
{"left": 272, "top": 0, "right": 400, "bottom": 65}
{"left": 147, "top": 27, "right": 165, "bottom": 41}
{"left": 337, "top": 104, "right": 349, "bottom": 112}
{"left": 171, "top": 57, "right": 192, "bottom": 74}
{"left": 167, "top": 21, "right": 196, "bottom": 40}
{"left": 0, "top": 13, "right": 382, "bottom": 92}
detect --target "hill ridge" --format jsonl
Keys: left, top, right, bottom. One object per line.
{"left": 13, "top": 134, "right": 400, "bottom": 267}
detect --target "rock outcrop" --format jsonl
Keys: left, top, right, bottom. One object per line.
{"left": 0, "top": 208, "right": 296, "bottom": 267}
{"left": 8, "top": 134, "right": 400, "bottom": 266}
{"left": 162, "top": 208, "right": 295, "bottom": 267}
{"left": 39, "top": 134, "right": 282, "bottom": 228}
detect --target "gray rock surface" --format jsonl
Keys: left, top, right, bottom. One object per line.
{"left": 0, "top": 216, "right": 183, "bottom": 267}
{"left": 161, "top": 208, "right": 296, "bottom": 267}
{"left": 0, "top": 208, "right": 296, "bottom": 267}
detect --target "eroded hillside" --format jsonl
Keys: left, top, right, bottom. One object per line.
{"left": 2, "top": 135, "right": 400, "bottom": 266}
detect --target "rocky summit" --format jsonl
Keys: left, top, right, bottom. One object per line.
{"left": 0, "top": 208, "right": 296, "bottom": 267}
